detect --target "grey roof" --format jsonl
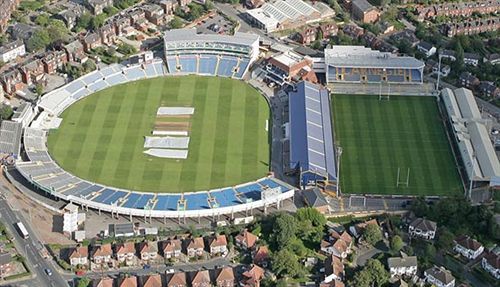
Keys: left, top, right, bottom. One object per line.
{"left": 0, "top": 120, "right": 22, "bottom": 156}
{"left": 425, "top": 266, "right": 455, "bottom": 285}
{"left": 9, "top": 23, "right": 36, "bottom": 40}
{"left": 417, "top": 41, "right": 434, "bottom": 51}
{"left": 288, "top": 81, "right": 336, "bottom": 181}
{"left": 0, "top": 40, "right": 24, "bottom": 54}
{"left": 110, "top": 223, "right": 134, "bottom": 236}
{"left": 468, "top": 121, "right": 500, "bottom": 178}
{"left": 0, "top": 253, "right": 12, "bottom": 265}
{"left": 410, "top": 218, "right": 437, "bottom": 232}
{"left": 302, "top": 188, "right": 328, "bottom": 207}
{"left": 388, "top": 256, "right": 418, "bottom": 269}
{"left": 164, "top": 28, "right": 259, "bottom": 46}
{"left": 325, "top": 46, "right": 424, "bottom": 69}
{"left": 440, "top": 87, "right": 500, "bottom": 180}
{"left": 352, "top": 0, "right": 375, "bottom": 12}
{"left": 464, "top": 52, "right": 481, "bottom": 60}
{"left": 11, "top": 102, "right": 30, "bottom": 120}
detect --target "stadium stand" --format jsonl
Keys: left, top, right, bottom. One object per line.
{"left": 285, "top": 81, "right": 337, "bottom": 189}
{"left": 441, "top": 87, "right": 500, "bottom": 188}
{"left": 15, "top": 58, "right": 295, "bottom": 218}
{"left": 163, "top": 29, "right": 259, "bottom": 79}
{"left": 38, "top": 61, "right": 166, "bottom": 115}
{"left": 324, "top": 46, "right": 424, "bottom": 84}
{"left": 0, "top": 120, "right": 23, "bottom": 158}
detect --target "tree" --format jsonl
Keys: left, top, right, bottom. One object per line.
{"left": 271, "top": 249, "right": 303, "bottom": 278}
{"left": 410, "top": 197, "right": 429, "bottom": 217}
{"left": 365, "top": 259, "right": 390, "bottom": 286}
{"left": 169, "top": 16, "right": 184, "bottom": 29}
{"left": 47, "top": 19, "right": 69, "bottom": 44}
{"left": 295, "top": 207, "right": 326, "bottom": 227}
{"left": 77, "top": 277, "right": 91, "bottom": 287}
{"left": 424, "top": 243, "right": 436, "bottom": 260}
{"left": 35, "top": 14, "right": 50, "bottom": 26}
{"left": 90, "top": 14, "right": 106, "bottom": 30}
{"left": 27, "top": 29, "right": 50, "bottom": 51}
{"left": 348, "top": 267, "right": 372, "bottom": 287}
{"left": 75, "top": 13, "right": 92, "bottom": 31}
{"left": 362, "top": 223, "right": 382, "bottom": 246}
{"left": 0, "top": 105, "right": 13, "bottom": 121}
{"left": 271, "top": 213, "right": 297, "bottom": 249}
{"left": 437, "top": 229, "right": 455, "bottom": 249}
{"left": 34, "top": 83, "right": 44, "bottom": 96}
{"left": 390, "top": 235, "right": 404, "bottom": 254}
{"left": 82, "top": 59, "right": 96, "bottom": 72}
{"left": 117, "top": 43, "right": 137, "bottom": 56}
{"left": 348, "top": 259, "right": 389, "bottom": 287}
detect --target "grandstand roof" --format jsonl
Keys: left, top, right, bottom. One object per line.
{"left": 288, "top": 81, "right": 336, "bottom": 181}
{"left": 441, "top": 87, "right": 500, "bottom": 181}
{"left": 164, "top": 28, "right": 259, "bottom": 46}
{"left": 324, "top": 46, "right": 424, "bottom": 69}
{"left": 0, "top": 120, "right": 22, "bottom": 156}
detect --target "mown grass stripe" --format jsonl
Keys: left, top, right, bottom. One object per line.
{"left": 209, "top": 79, "right": 232, "bottom": 188}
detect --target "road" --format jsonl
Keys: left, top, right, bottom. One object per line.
{"left": 68, "top": 257, "right": 230, "bottom": 281}
{"left": 0, "top": 188, "right": 68, "bottom": 287}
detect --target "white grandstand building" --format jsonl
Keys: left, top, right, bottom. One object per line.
{"left": 245, "top": 0, "right": 333, "bottom": 32}
{"left": 163, "top": 29, "right": 259, "bottom": 79}
{"left": 324, "top": 46, "right": 425, "bottom": 84}
{"left": 11, "top": 37, "right": 295, "bottom": 219}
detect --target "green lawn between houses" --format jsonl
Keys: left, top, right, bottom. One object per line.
{"left": 47, "top": 76, "right": 270, "bottom": 193}
{"left": 333, "top": 94, "right": 463, "bottom": 196}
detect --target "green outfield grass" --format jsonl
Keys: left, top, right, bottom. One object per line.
{"left": 333, "top": 95, "right": 463, "bottom": 196}
{"left": 47, "top": 76, "right": 270, "bottom": 193}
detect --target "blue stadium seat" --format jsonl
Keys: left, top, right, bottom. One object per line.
{"left": 217, "top": 57, "right": 237, "bottom": 77}
{"left": 198, "top": 56, "right": 217, "bottom": 75}
{"left": 234, "top": 58, "right": 250, "bottom": 79}
{"left": 179, "top": 56, "right": 197, "bottom": 73}
{"left": 106, "top": 73, "right": 127, "bottom": 86}
{"left": 92, "top": 188, "right": 116, "bottom": 203}
{"left": 133, "top": 194, "right": 154, "bottom": 209}
{"left": 411, "top": 69, "right": 422, "bottom": 82}
{"left": 101, "top": 190, "right": 128, "bottom": 205}
{"left": 235, "top": 183, "right": 262, "bottom": 201}
{"left": 122, "top": 193, "right": 141, "bottom": 208}
{"left": 166, "top": 57, "right": 177, "bottom": 74}
{"left": 185, "top": 193, "right": 210, "bottom": 210}
{"left": 144, "top": 64, "right": 157, "bottom": 78}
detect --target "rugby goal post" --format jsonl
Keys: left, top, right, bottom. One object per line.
{"left": 379, "top": 82, "right": 390, "bottom": 101}
{"left": 396, "top": 167, "right": 410, "bottom": 188}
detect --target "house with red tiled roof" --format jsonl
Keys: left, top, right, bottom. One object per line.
{"left": 137, "top": 241, "right": 158, "bottom": 261}
{"left": 117, "top": 275, "right": 138, "bottom": 287}
{"left": 161, "top": 239, "right": 182, "bottom": 260}
{"left": 208, "top": 235, "right": 228, "bottom": 256}
{"left": 235, "top": 229, "right": 258, "bottom": 250}
{"left": 92, "top": 277, "right": 114, "bottom": 287}
{"left": 91, "top": 244, "right": 113, "bottom": 265}
{"left": 168, "top": 272, "right": 187, "bottom": 287}
{"left": 68, "top": 246, "right": 88, "bottom": 266}
{"left": 140, "top": 274, "right": 162, "bottom": 287}
{"left": 190, "top": 270, "right": 211, "bottom": 287}
{"left": 214, "top": 266, "right": 235, "bottom": 287}
{"left": 323, "top": 255, "right": 344, "bottom": 283}
{"left": 453, "top": 235, "right": 484, "bottom": 260}
{"left": 185, "top": 237, "right": 204, "bottom": 258}
{"left": 253, "top": 246, "right": 269, "bottom": 267}
{"left": 482, "top": 251, "right": 500, "bottom": 279}
{"left": 115, "top": 242, "right": 135, "bottom": 266}
{"left": 241, "top": 264, "right": 265, "bottom": 287}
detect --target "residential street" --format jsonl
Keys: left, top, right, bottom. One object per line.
{"left": 0, "top": 187, "right": 69, "bottom": 287}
